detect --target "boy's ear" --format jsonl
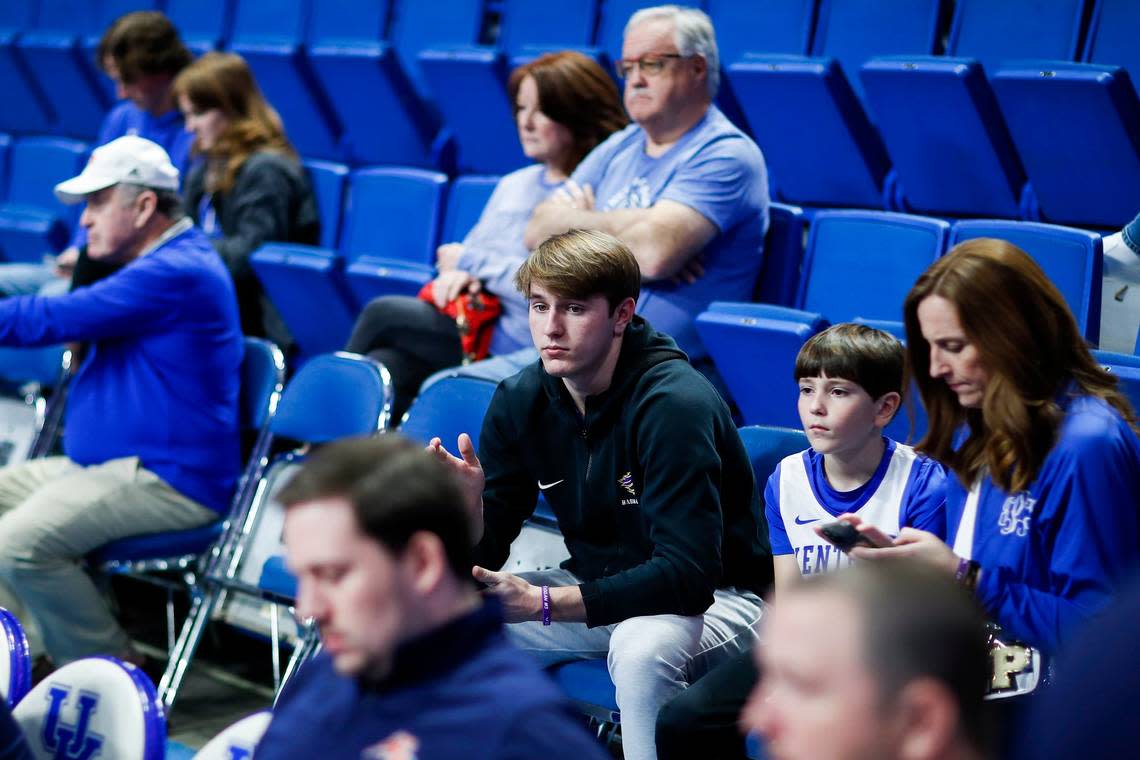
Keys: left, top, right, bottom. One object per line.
{"left": 874, "top": 391, "right": 902, "bottom": 427}
{"left": 613, "top": 297, "right": 636, "bottom": 336}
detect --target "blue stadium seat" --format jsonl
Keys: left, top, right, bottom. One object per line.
{"left": 251, "top": 245, "right": 358, "bottom": 358}
{"left": 399, "top": 374, "right": 498, "bottom": 444}
{"left": 1093, "top": 349, "right": 1140, "bottom": 370}
{"left": 15, "top": 0, "right": 111, "bottom": 140}
{"left": 990, "top": 0, "right": 1140, "bottom": 229}
{"left": 950, "top": 220, "right": 1103, "bottom": 344}
{"left": 307, "top": 0, "right": 449, "bottom": 167}
{"left": 498, "top": 0, "right": 598, "bottom": 59}
{"left": 0, "top": 607, "right": 31, "bottom": 707}
{"left": 250, "top": 158, "right": 350, "bottom": 359}
{"left": 343, "top": 167, "right": 448, "bottom": 307}
{"left": 228, "top": 0, "right": 342, "bottom": 160}
{"left": 0, "top": 133, "right": 9, "bottom": 200}
{"left": 0, "top": 136, "right": 88, "bottom": 264}
{"left": 441, "top": 175, "right": 499, "bottom": 243}
{"left": 302, "top": 159, "right": 348, "bottom": 250}
{"left": 738, "top": 424, "right": 809, "bottom": 487}
{"left": 798, "top": 211, "right": 949, "bottom": 323}
{"left": 727, "top": 0, "right": 942, "bottom": 208}
{"left": 709, "top": 0, "right": 814, "bottom": 66}
{"left": 159, "top": 352, "right": 391, "bottom": 711}
{"left": 166, "top": 0, "right": 233, "bottom": 54}
{"left": 695, "top": 303, "right": 828, "bottom": 428}
{"left": 861, "top": 0, "right": 1088, "bottom": 218}
{"left": 0, "top": 4, "right": 54, "bottom": 135}
{"left": 754, "top": 202, "right": 806, "bottom": 307}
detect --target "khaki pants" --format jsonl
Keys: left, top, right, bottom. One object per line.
{"left": 0, "top": 456, "right": 216, "bottom": 663}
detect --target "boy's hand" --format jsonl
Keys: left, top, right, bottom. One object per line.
{"left": 848, "top": 527, "right": 960, "bottom": 576}
{"left": 472, "top": 566, "right": 541, "bottom": 623}
{"left": 426, "top": 434, "right": 484, "bottom": 538}
{"left": 826, "top": 513, "right": 894, "bottom": 548}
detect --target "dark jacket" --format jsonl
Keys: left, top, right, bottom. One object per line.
{"left": 256, "top": 601, "right": 608, "bottom": 760}
{"left": 184, "top": 150, "right": 320, "bottom": 349}
{"left": 474, "top": 317, "right": 773, "bottom": 627}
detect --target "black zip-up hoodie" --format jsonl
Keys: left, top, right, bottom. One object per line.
{"left": 474, "top": 317, "right": 774, "bottom": 627}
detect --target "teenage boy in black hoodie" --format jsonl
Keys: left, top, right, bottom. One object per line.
{"left": 429, "top": 229, "right": 772, "bottom": 760}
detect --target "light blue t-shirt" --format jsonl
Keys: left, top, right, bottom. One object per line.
{"left": 456, "top": 164, "right": 562, "bottom": 356}
{"left": 570, "top": 105, "right": 769, "bottom": 361}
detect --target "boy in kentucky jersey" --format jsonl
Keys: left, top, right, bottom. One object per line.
{"left": 766, "top": 324, "right": 947, "bottom": 591}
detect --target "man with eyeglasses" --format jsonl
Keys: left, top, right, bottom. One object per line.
{"left": 524, "top": 4, "right": 769, "bottom": 391}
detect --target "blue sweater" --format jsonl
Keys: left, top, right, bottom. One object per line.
{"left": 0, "top": 222, "right": 243, "bottom": 512}
{"left": 947, "top": 393, "right": 1140, "bottom": 653}
{"left": 257, "top": 601, "right": 609, "bottom": 760}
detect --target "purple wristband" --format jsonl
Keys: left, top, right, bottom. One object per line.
{"left": 541, "top": 585, "right": 552, "bottom": 626}
{"left": 954, "top": 556, "right": 971, "bottom": 583}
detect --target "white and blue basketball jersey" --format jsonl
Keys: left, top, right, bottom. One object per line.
{"left": 764, "top": 438, "right": 946, "bottom": 578}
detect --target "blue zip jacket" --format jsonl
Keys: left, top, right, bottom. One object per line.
{"left": 0, "top": 222, "right": 242, "bottom": 512}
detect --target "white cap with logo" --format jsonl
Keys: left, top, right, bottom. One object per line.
{"left": 54, "top": 135, "right": 180, "bottom": 205}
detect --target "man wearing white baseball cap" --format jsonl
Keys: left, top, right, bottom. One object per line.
{"left": 0, "top": 135, "right": 243, "bottom": 670}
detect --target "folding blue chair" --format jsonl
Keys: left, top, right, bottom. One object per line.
{"left": 727, "top": 0, "right": 943, "bottom": 208}
{"left": 307, "top": 0, "right": 456, "bottom": 167}
{"left": 950, "top": 220, "right": 1103, "bottom": 344}
{"left": 343, "top": 168, "right": 448, "bottom": 306}
{"left": 0, "top": 137, "right": 88, "bottom": 264}
{"left": 0, "top": 608, "right": 31, "bottom": 708}
{"left": 88, "top": 338, "right": 285, "bottom": 676}
{"left": 13, "top": 656, "right": 165, "bottom": 760}
{"left": 0, "top": 344, "right": 71, "bottom": 464}
{"left": 549, "top": 425, "right": 809, "bottom": 735}
{"left": 798, "top": 211, "right": 949, "bottom": 323}
{"left": 753, "top": 202, "right": 806, "bottom": 307}
{"left": 159, "top": 352, "right": 391, "bottom": 711}
{"left": 228, "top": 0, "right": 342, "bottom": 160}
{"left": 399, "top": 373, "right": 498, "bottom": 445}
{"left": 695, "top": 303, "right": 829, "bottom": 428}
{"left": 498, "top": 0, "right": 598, "bottom": 60}
{"left": 861, "top": 0, "right": 1088, "bottom": 218}
{"left": 0, "top": 5, "right": 53, "bottom": 135}
{"left": 15, "top": 0, "right": 111, "bottom": 140}
{"left": 991, "top": 0, "right": 1140, "bottom": 228}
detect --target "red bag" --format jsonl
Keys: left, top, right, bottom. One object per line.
{"left": 417, "top": 282, "right": 502, "bottom": 363}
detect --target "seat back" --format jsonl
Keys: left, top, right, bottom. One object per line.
{"left": 389, "top": 0, "right": 484, "bottom": 99}
{"left": 754, "top": 202, "right": 806, "bottom": 307}
{"left": 399, "top": 374, "right": 499, "bottom": 448}
{"left": 166, "top": 0, "right": 233, "bottom": 52}
{"left": 13, "top": 657, "right": 165, "bottom": 760}
{"left": 709, "top": 0, "right": 814, "bottom": 65}
{"left": 738, "top": 425, "right": 809, "bottom": 490}
{"left": 499, "top": 0, "right": 597, "bottom": 58}
{"left": 307, "top": 0, "right": 389, "bottom": 47}
{"left": 192, "top": 710, "right": 272, "bottom": 760}
{"left": 29, "top": 0, "right": 98, "bottom": 35}
{"left": 1084, "top": 0, "right": 1140, "bottom": 95}
{"left": 950, "top": 220, "right": 1103, "bottom": 344}
{"left": 6, "top": 137, "right": 88, "bottom": 216}
{"left": 229, "top": 0, "right": 305, "bottom": 46}
{"left": 269, "top": 352, "right": 393, "bottom": 442}
{"left": 0, "top": 608, "right": 31, "bottom": 708}
{"left": 799, "top": 211, "right": 949, "bottom": 323}
{"left": 341, "top": 168, "right": 448, "bottom": 267}
{"left": 947, "top": 0, "right": 1086, "bottom": 71}
{"left": 303, "top": 160, "right": 349, "bottom": 250}
{"left": 695, "top": 303, "right": 828, "bottom": 428}
{"left": 812, "top": 0, "right": 943, "bottom": 99}
{"left": 442, "top": 175, "right": 499, "bottom": 243}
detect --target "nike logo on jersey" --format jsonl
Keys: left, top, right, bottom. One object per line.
{"left": 794, "top": 515, "right": 820, "bottom": 525}
{"left": 538, "top": 480, "right": 565, "bottom": 490}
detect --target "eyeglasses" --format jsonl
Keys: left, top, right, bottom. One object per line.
{"left": 614, "top": 53, "right": 687, "bottom": 79}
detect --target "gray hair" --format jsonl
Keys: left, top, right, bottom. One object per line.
{"left": 117, "top": 182, "right": 186, "bottom": 220}
{"left": 625, "top": 5, "right": 719, "bottom": 98}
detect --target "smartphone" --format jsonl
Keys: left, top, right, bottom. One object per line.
{"left": 818, "top": 519, "right": 879, "bottom": 553}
